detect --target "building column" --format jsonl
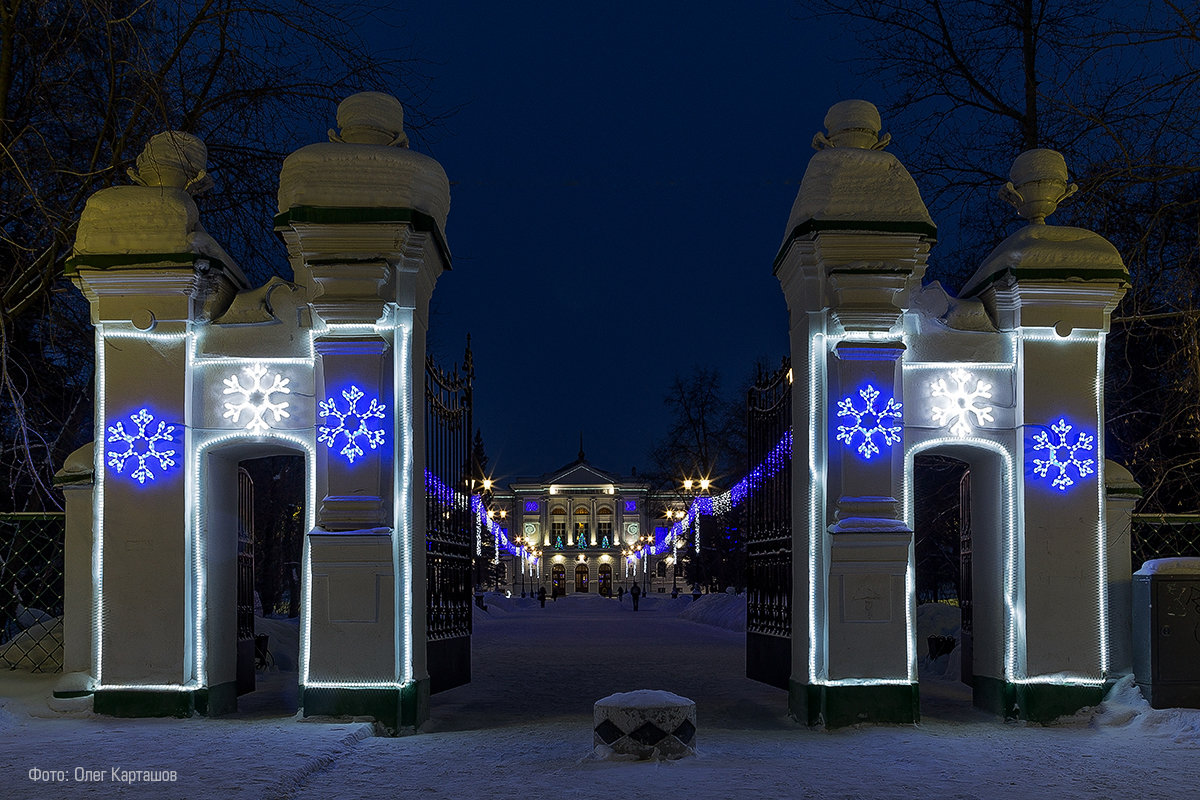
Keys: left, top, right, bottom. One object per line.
{"left": 277, "top": 92, "right": 450, "bottom": 731}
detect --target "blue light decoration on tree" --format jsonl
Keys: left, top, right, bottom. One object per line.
{"left": 317, "top": 385, "right": 387, "bottom": 464}
{"left": 107, "top": 407, "right": 178, "bottom": 484}
{"left": 555, "top": 535, "right": 564, "bottom": 550}
{"left": 601, "top": 536, "right": 610, "bottom": 549}
{"left": 1030, "top": 417, "right": 1095, "bottom": 491}
{"left": 836, "top": 384, "right": 903, "bottom": 459}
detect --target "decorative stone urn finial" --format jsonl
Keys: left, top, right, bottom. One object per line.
{"left": 328, "top": 91, "right": 409, "bottom": 147}
{"left": 127, "top": 131, "right": 213, "bottom": 195}
{"left": 1000, "top": 148, "right": 1078, "bottom": 224}
{"left": 812, "top": 99, "right": 892, "bottom": 151}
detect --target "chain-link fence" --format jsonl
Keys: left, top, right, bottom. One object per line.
{"left": 1131, "top": 513, "right": 1200, "bottom": 572}
{"left": 0, "top": 512, "right": 65, "bottom": 672}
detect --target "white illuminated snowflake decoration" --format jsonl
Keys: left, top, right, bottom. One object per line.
{"left": 222, "top": 363, "right": 291, "bottom": 434}
{"left": 318, "top": 385, "right": 386, "bottom": 463}
{"left": 107, "top": 408, "right": 177, "bottom": 484}
{"left": 930, "top": 369, "right": 995, "bottom": 437}
{"left": 1031, "top": 418, "right": 1095, "bottom": 491}
{"left": 836, "top": 384, "right": 903, "bottom": 459}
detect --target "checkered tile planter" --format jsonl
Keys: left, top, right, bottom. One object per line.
{"left": 593, "top": 690, "right": 696, "bottom": 759}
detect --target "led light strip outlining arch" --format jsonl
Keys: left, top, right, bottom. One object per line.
{"left": 904, "top": 437, "right": 1017, "bottom": 683}
{"left": 190, "top": 430, "right": 317, "bottom": 688}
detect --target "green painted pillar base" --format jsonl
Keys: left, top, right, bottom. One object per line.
{"left": 91, "top": 682, "right": 236, "bottom": 718}
{"left": 301, "top": 679, "right": 429, "bottom": 734}
{"left": 973, "top": 676, "right": 1105, "bottom": 722}
{"left": 789, "top": 680, "right": 920, "bottom": 728}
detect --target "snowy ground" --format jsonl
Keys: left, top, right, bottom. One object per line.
{"left": 2, "top": 593, "right": 1198, "bottom": 799}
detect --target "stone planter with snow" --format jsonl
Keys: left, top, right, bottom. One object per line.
{"left": 593, "top": 690, "right": 696, "bottom": 759}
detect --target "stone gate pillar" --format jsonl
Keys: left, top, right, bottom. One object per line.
{"left": 276, "top": 92, "right": 450, "bottom": 730}
{"left": 68, "top": 132, "right": 248, "bottom": 715}
{"left": 959, "top": 150, "right": 1128, "bottom": 719}
{"left": 775, "top": 101, "right": 935, "bottom": 726}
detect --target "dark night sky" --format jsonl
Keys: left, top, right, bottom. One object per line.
{"left": 366, "top": 2, "right": 870, "bottom": 480}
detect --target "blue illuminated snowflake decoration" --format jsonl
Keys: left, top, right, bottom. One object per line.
{"left": 318, "top": 385, "right": 387, "bottom": 464}
{"left": 836, "top": 384, "right": 903, "bottom": 459}
{"left": 107, "top": 408, "right": 177, "bottom": 484}
{"left": 1030, "top": 418, "right": 1095, "bottom": 491}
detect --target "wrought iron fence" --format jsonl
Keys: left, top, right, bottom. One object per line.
{"left": 0, "top": 512, "right": 65, "bottom": 672}
{"left": 425, "top": 341, "right": 475, "bottom": 693}
{"left": 745, "top": 358, "right": 792, "bottom": 690}
{"left": 1131, "top": 513, "right": 1200, "bottom": 570}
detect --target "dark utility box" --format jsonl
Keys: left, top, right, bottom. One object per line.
{"left": 1133, "top": 559, "right": 1200, "bottom": 709}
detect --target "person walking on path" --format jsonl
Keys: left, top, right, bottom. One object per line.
{"left": 630, "top": 580, "right": 641, "bottom": 611}
{"left": 537, "top": 586, "right": 547, "bottom": 607}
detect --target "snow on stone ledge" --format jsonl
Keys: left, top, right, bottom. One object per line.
{"left": 595, "top": 689, "right": 692, "bottom": 709}
{"left": 1135, "top": 557, "right": 1200, "bottom": 576}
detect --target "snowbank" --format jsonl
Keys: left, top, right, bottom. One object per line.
{"left": 916, "top": 603, "right": 961, "bottom": 682}
{"left": 677, "top": 593, "right": 746, "bottom": 632}
{"left": 1071, "top": 675, "right": 1200, "bottom": 743}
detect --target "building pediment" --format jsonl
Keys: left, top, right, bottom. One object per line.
{"left": 546, "top": 463, "right": 620, "bottom": 488}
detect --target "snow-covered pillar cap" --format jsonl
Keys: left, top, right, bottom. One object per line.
{"left": 127, "top": 131, "right": 213, "bottom": 195}
{"left": 329, "top": 91, "right": 409, "bottom": 147}
{"left": 813, "top": 99, "right": 891, "bottom": 151}
{"left": 1000, "top": 148, "right": 1078, "bottom": 225}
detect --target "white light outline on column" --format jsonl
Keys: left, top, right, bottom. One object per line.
{"left": 394, "top": 318, "right": 413, "bottom": 685}
{"left": 1095, "top": 334, "right": 1108, "bottom": 676}
{"left": 93, "top": 322, "right": 105, "bottom": 688}
{"left": 807, "top": 329, "right": 824, "bottom": 686}
{"left": 814, "top": 330, "right": 914, "bottom": 689}
{"left": 1017, "top": 328, "right": 1107, "bottom": 686}
{"left": 299, "top": 319, "right": 410, "bottom": 691}
{"left": 91, "top": 326, "right": 191, "bottom": 692}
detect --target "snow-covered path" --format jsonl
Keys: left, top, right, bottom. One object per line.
{"left": 2, "top": 592, "right": 1197, "bottom": 799}
{"left": 295, "top": 593, "right": 1198, "bottom": 800}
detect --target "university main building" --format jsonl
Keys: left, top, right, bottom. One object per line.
{"left": 493, "top": 448, "right": 682, "bottom": 597}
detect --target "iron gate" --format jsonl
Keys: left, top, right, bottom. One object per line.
{"left": 425, "top": 343, "right": 474, "bottom": 694}
{"left": 746, "top": 359, "right": 792, "bottom": 689}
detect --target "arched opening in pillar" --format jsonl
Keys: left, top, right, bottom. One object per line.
{"left": 197, "top": 441, "right": 311, "bottom": 717}
{"left": 908, "top": 442, "right": 1011, "bottom": 717}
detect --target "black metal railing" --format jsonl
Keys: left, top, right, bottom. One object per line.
{"left": 425, "top": 341, "right": 475, "bottom": 693}
{"left": 745, "top": 359, "right": 792, "bottom": 689}
{"left": 0, "top": 512, "right": 65, "bottom": 672}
